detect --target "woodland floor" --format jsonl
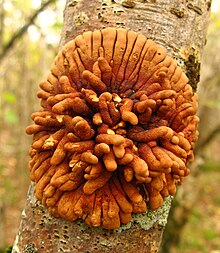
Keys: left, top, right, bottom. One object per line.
{"left": 172, "top": 167, "right": 220, "bottom": 253}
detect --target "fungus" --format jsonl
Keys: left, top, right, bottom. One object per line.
{"left": 26, "top": 27, "right": 199, "bottom": 229}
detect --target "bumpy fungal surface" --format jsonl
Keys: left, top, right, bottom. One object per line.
{"left": 26, "top": 27, "right": 199, "bottom": 229}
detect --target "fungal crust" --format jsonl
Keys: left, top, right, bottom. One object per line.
{"left": 26, "top": 27, "right": 199, "bottom": 229}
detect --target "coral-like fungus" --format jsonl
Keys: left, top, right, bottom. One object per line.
{"left": 26, "top": 27, "right": 199, "bottom": 229}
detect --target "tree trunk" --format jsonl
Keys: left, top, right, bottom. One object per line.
{"left": 12, "top": 0, "right": 211, "bottom": 252}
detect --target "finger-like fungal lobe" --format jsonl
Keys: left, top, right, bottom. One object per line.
{"left": 26, "top": 28, "right": 199, "bottom": 229}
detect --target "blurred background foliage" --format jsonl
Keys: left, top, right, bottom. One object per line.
{"left": 0, "top": 0, "right": 219, "bottom": 252}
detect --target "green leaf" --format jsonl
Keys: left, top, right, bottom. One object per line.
{"left": 52, "top": 22, "right": 63, "bottom": 30}
{"left": 3, "top": 91, "right": 16, "bottom": 104}
{"left": 4, "top": 110, "right": 18, "bottom": 123}
{"left": 203, "top": 229, "right": 218, "bottom": 240}
{"left": 204, "top": 99, "right": 220, "bottom": 109}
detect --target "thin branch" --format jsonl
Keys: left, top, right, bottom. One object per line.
{"left": 195, "top": 125, "right": 220, "bottom": 154}
{"left": 0, "top": 0, "right": 5, "bottom": 48}
{"left": 0, "top": 0, "right": 55, "bottom": 63}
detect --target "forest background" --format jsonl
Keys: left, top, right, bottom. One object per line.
{"left": 0, "top": 1, "right": 220, "bottom": 252}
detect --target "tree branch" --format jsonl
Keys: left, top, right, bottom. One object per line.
{"left": 0, "top": 0, "right": 5, "bottom": 48}
{"left": 195, "top": 125, "right": 220, "bottom": 154}
{"left": 0, "top": 0, "right": 55, "bottom": 63}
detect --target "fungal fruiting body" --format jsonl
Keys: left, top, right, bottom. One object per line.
{"left": 26, "top": 28, "right": 199, "bottom": 229}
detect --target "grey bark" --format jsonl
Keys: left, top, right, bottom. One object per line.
{"left": 12, "top": 0, "right": 211, "bottom": 252}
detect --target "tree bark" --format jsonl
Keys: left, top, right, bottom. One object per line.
{"left": 12, "top": 0, "right": 211, "bottom": 252}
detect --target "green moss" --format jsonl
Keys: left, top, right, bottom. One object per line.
{"left": 0, "top": 245, "right": 12, "bottom": 253}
